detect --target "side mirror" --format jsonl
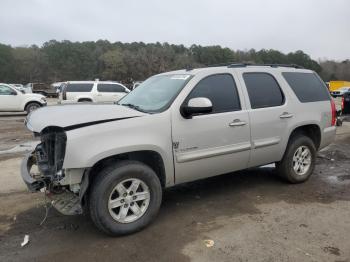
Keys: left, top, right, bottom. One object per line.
{"left": 181, "top": 97, "right": 213, "bottom": 118}
{"left": 11, "top": 90, "right": 18, "bottom": 95}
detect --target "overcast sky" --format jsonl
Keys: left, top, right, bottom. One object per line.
{"left": 0, "top": 0, "right": 349, "bottom": 60}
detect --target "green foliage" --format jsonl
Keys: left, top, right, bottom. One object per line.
{"left": 319, "top": 59, "right": 350, "bottom": 81}
{"left": 0, "top": 40, "right": 326, "bottom": 83}
{"left": 0, "top": 43, "right": 16, "bottom": 82}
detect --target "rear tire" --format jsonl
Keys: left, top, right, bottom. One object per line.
{"left": 25, "top": 102, "right": 41, "bottom": 113}
{"left": 89, "top": 160, "right": 162, "bottom": 236}
{"left": 78, "top": 99, "right": 92, "bottom": 103}
{"left": 276, "top": 134, "right": 316, "bottom": 183}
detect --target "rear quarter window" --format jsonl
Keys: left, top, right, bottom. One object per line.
{"left": 282, "top": 72, "right": 330, "bottom": 103}
{"left": 66, "top": 83, "right": 94, "bottom": 92}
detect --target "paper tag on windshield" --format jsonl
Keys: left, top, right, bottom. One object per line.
{"left": 170, "top": 75, "right": 190, "bottom": 80}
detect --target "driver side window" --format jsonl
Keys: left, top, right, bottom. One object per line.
{"left": 0, "top": 85, "right": 15, "bottom": 95}
{"left": 185, "top": 74, "right": 241, "bottom": 114}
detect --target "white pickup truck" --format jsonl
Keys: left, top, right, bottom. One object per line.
{"left": 0, "top": 83, "right": 46, "bottom": 112}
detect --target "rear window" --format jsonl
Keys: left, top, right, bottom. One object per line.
{"left": 243, "top": 73, "right": 284, "bottom": 109}
{"left": 65, "top": 83, "right": 93, "bottom": 92}
{"left": 97, "top": 84, "right": 125, "bottom": 93}
{"left": 282, "top": 72, "right": 330, "bottom": 102}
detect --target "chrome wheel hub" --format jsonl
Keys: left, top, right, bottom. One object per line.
{"left": 108, "top": 178, "right": 150, "bottom": 223}
{"left": 28, "top": 105, "right": 39, "bottom": 112}
{"left": 293, "top": 146, "right": 312, "bottom": 176}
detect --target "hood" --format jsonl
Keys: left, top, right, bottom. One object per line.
{"left": 24, "top": 93, "right": 45, "bottom": 99}
{"left": 26, "top": 104, "right": 146, "bottom": 132}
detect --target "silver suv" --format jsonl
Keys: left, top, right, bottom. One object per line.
{"left": 21, "top": 64, "right": 336, "bottom": 235}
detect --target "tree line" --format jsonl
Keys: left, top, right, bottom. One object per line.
{"left": 0, "top": 40, "right": 348, "bottom": 85}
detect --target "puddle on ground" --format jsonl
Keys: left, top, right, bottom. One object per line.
{"left": 325, "top": 175, "right": 350, "bottom": 185}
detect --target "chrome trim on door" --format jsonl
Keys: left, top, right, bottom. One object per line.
{"left": 176, "top": 142, "right": 252, "bottom": 163}
{"left": 253, "top": 137, "right": 281, "bottom": 149}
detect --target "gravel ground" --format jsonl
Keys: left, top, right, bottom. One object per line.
{"left": 0, "top": 99, "right": 349, "bottom": 262}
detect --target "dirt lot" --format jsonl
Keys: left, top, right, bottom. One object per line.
{"left": 0, "top": 100, "right": 350, "bottom": 262}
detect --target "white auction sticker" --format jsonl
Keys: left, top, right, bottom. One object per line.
{"left": 170, "top": 74, "right": 191, "bottom": 80}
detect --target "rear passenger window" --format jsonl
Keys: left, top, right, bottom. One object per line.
{"left": 66, "top": 84, "right": 93, "bottom": 92}
{"left": 243, "top": 73, "right": 284, "bottom": 109}
{"left": 186, "top": 74, "right": 241, "bottom": 114}
{"left": 97, "top": 84, "right": 125, "bottom": 93}
{"left": 282, "top": 72, "right": 330, "bottom": 102}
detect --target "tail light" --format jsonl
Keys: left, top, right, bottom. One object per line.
{"left": 341, "top": 96, "right": 345, "bottom": 111}
{"left": 331, "top": 98, "right": 336, "bottom": 126}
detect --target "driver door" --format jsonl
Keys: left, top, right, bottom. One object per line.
{"left": 0, "top": 85, "right": 20, "bottom": 111}
{"left": 171, "top": 73, "right": 251, "bottom": 184}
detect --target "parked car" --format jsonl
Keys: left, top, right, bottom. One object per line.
{"left": 0, "top": 83, "right": 46, "bottom": 112}
{"left": 59, "top": 80, "right": 130, "bottom": 103}
{"left": 330, "top": 87, "right": 350, "bottom": 97}
{"left": 342, "top": 92, "right": 350, "bottom": 114}
{"left": 21, "top": 64, "right": 336, "bottom": 236}
{"left": 27, "top": 82, "right": 58, "bottom": 98}
{"left": 10, "top": 83, "right": 33, "bottom": 94}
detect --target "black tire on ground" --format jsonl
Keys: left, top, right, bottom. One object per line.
{"left": 25, "top": 102, "right": 41, "bottom": 113}
{"left": 78, "top": 99, "right": 92, "bottom": 102}
{"left": 89, "top": 160, "right": 162, "bottom": 236}
{"left": 276, "top": 134, "right": 316, "bottom": 184}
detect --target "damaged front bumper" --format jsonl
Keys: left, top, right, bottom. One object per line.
{"left": 20, "top": 150, "right": 85, "bottom": 215}
{"left": 21, "top": 151, "right": 45, "bottom": 192}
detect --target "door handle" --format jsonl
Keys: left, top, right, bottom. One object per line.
{"left": 279, "top": 112, "right": 294, "bottom": 119}
{"left": 229, "top": 119, "right": 247, "bottom": 127}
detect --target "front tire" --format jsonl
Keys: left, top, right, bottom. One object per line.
{"left": 89, "top": 161, "right": 162, "bottom": 236}
{"left": 25, "top": 102, "right": 41, "bottom": 113}
{"left": 276, "top": 135, "right": 316, "bottom": 183}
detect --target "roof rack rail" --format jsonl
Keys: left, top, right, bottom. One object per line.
{"left": 205, "top": 62, "right": 244, "bottom": 67}
{"left": 227, "top": 63, "right": 304, "bottom": 69}
{"left": 261, "top": 63, "right": 304, "bottom": 69}
{"left": 227, "top": 63, "right": 252, "bottom": 68}
{"left": 185, "top": 62, "right": 304, "bottom": 71}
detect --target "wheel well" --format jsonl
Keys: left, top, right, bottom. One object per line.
{"left": 24, "top": 101, "right": 42, "bottom": 110}
{"left": 289, "top": 124, "right": 321, "bottom": 150}
{"left": 89, "top": 151, "right": 166, "bottom": 188}
{"left": 78, "top": 98, "right": 92, "bottom": 102}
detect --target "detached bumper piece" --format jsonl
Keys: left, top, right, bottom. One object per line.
{"left": 49, "top": 191, "right": 83, "bottom": 215}
{"left": 21, "top": 152, "right": 45, "bottom": 192}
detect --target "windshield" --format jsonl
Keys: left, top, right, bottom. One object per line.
{"left": 118, "top": 74, "right": 192, "bottom": 113}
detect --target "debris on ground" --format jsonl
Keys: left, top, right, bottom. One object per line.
{"left": 204, "top": 239, "right": 215, "bottom": 248}
{"left": 21, "top": 235, "right": 29, "bottom": 247}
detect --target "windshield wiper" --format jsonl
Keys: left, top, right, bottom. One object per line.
{"left": 119, "top": 103, "right": 148, "bottom": 113}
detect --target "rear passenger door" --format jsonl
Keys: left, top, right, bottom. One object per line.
{"left": 172, "top": 73, "right": 251, "bottom": 184}
{"left": 239, "top": 72, "right": 292, "bottom": 167}
{"left": 96, "top": 83, "right": 129, "bottom": 102}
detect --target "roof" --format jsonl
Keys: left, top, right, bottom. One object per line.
{"left": 67, "top": 80, "right": 124, "bottom": 85}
